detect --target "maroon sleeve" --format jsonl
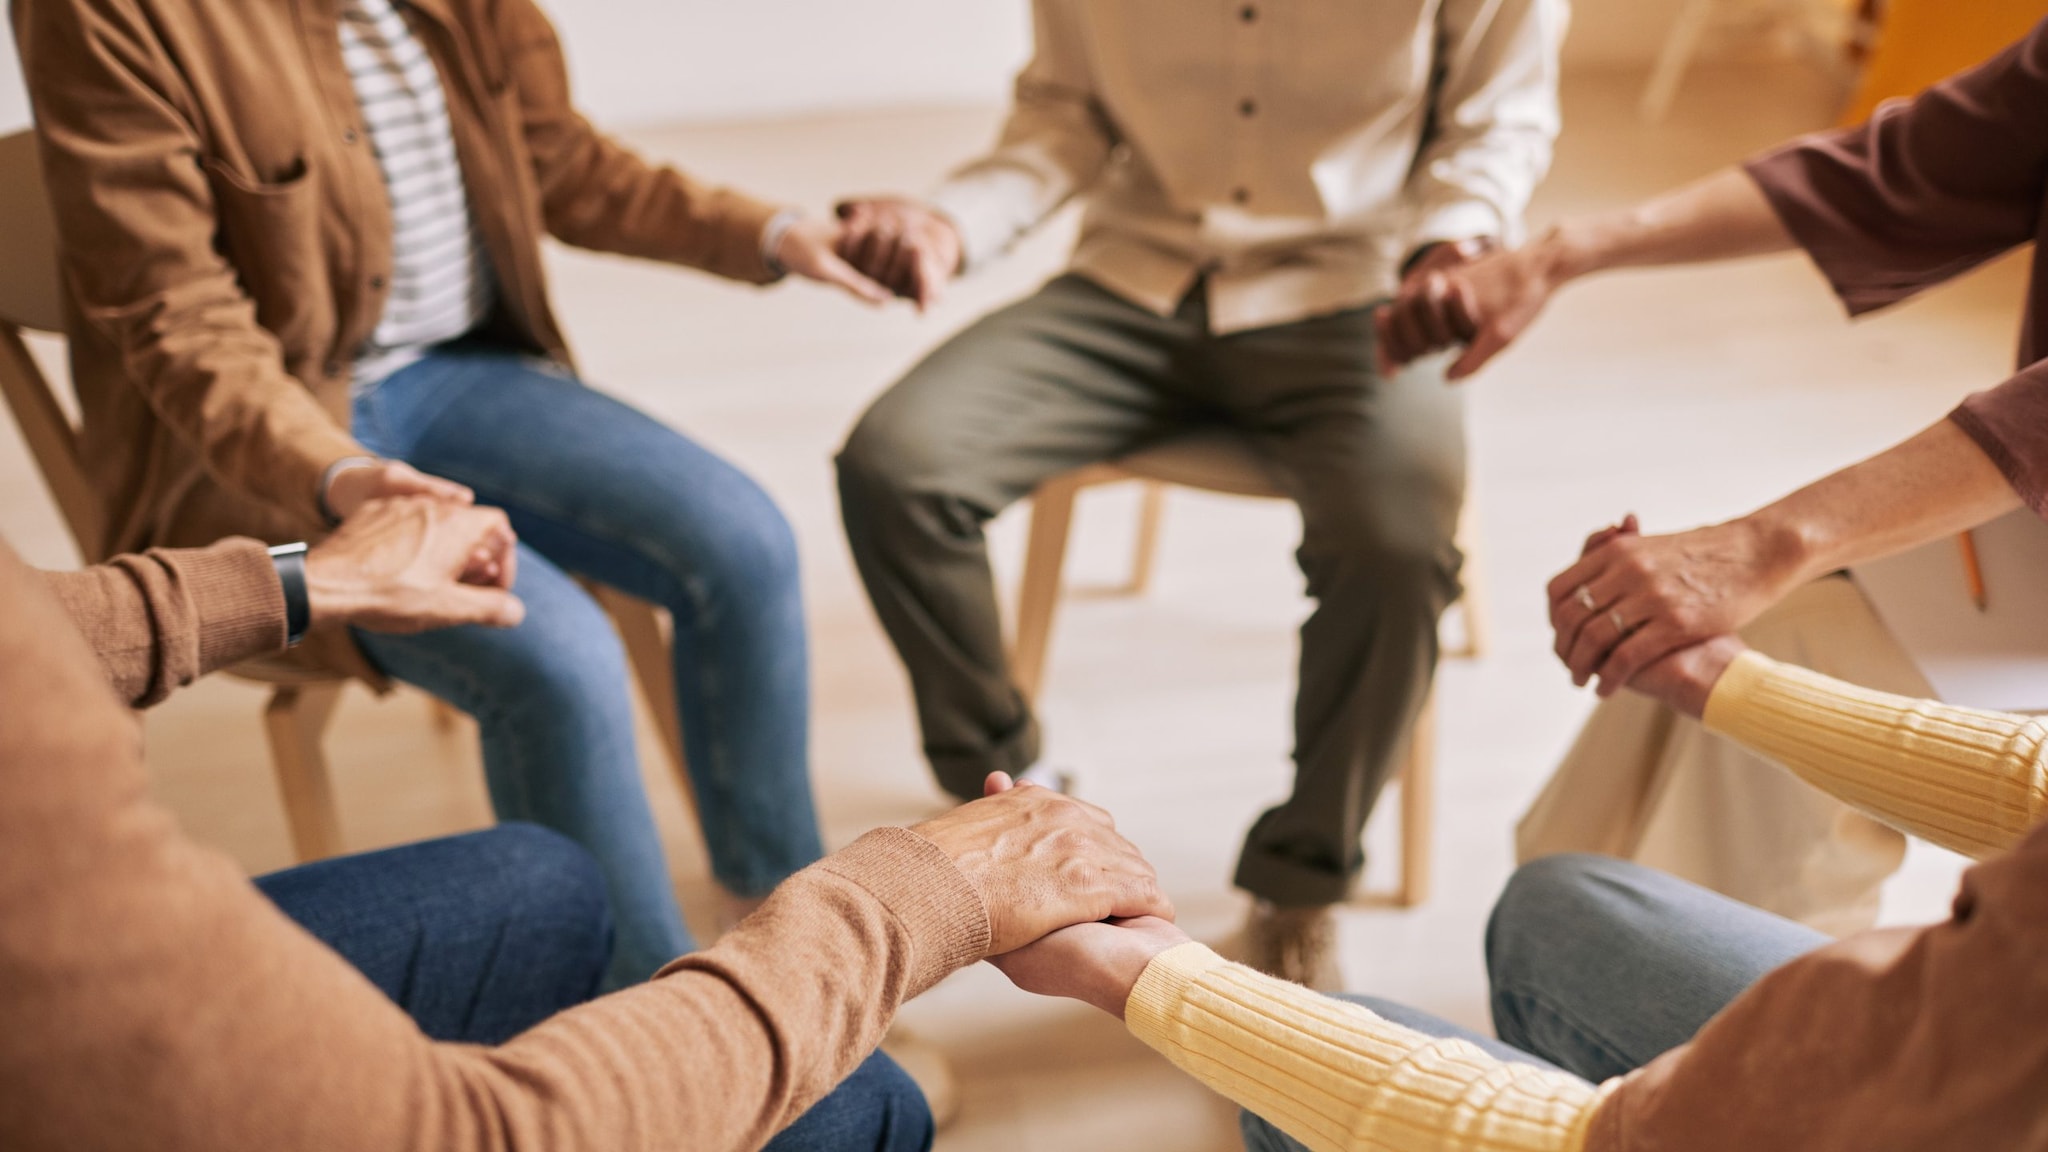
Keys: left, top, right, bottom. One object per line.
{"left": 1952, "top": 360, "right": 2048, "bottom": 520}
{"left": 1743, "top": 19, "right": 2048, "bottom": 318}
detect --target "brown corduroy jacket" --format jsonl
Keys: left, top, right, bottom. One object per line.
{"left": 14, "top": 0, "right": 784, "bottom": 676}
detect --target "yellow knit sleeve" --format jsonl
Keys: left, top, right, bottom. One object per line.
{"left": 1123, "top": 943, "right": 1610, "bottom": 1152}
{"left": 1702, "top": 651, "right": 2048, "bottom": 860}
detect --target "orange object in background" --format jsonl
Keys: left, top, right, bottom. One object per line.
{"left": 1842, "top": 0, "right": 2048, "bottom": 122}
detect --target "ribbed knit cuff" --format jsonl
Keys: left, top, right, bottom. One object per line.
{"left": 817, "top": 827, "right": 991, "bottom": 995}
{"left": 175, "top": 539, "right": 290, "bottom": 676}
{"left": 1699, "top": 649, "right": 1773, "bottom": 734}
{"left": 1123, "top": 941, "right": 1225, "bottom": 1049}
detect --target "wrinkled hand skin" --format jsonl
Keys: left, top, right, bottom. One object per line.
{"left": 1545, "top": 518, "right": 1798, "bottom": 697}
{"left": 910, "top": 776, "right": 1173, "bottom": 957}
{"left": 305, "top": 497, "right": 526, "bottom": 633}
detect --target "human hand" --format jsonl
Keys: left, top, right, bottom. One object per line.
{"left": 834, "top": 197, "right": 963, "bottom": 311}
{"left": 908, "top": 771, "right": 1173, "bottom": 956}
{"left": 773, "top": 215, "right": 892, "bottom": 305}
{"left": 305, "top": 497, "right": 525, "bottom": 633}
{"left": 1626, "top": 635, "right": 1748, "bottom": 720}
{"left": 989, "top": 915, "right": 1190, "bottom": 1019}
{"left": 324, "top": 458, "right": 475, "bottom": 522}
{"left": 1547, "top": 515, "right": 1802, "bottom": 697}
{"left": 1377, "top": 236, "right": 1563, "bottom": 380}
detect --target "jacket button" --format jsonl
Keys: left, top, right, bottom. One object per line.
{"left": 1240, "top": 98, "right": 1257, "bottom": 117}
{"left": 343, "top": 129, "right": 360, "bottom": 144}
{"left": 1240, "top": 4, "right": 1257, "bottom": 21}
{"left": 370, "top": 274, "right": 387, "bottom": 290}
{"left": 1232, "top": 186, "right": 1251, "bottom": 205}
{"left": 324, "top": 360, "right": 342, "bottom": 377}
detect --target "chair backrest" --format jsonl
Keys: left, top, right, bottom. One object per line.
{"left": 0, "top": 128, "right": 103, "bottom": 557}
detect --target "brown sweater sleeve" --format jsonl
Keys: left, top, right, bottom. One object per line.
{"left": 39, "top": 539, "right": 286, "bottom": 708}
{"left": 1586, "top": 825, "right": 2048, "bottom": 1152}
{"left": 1742, "top": 18, "right": 2048, "bottom": 318}
{"left": 0, "top": 540, "right": 992, "bottom": 1152}
{"left": 494, "top": 0, "right": 784, "bottom": 284}
{"left": 1950, "top": 360, "right": 2048, "bottom": 520}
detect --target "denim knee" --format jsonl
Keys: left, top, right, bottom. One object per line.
{"left": 1486, "top": 855, "right": 1621, "bottom": 1034}
{"left": 765, "top": 1050, "right": 934, "bottom": 1152}
{"left": 470, "top": 823, "right": 614, "bottom": 981}
{"left": 684, "top": 477, "right": 802, "bottom": 610}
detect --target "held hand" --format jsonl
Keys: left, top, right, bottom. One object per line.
{"left": 306, "top": 497, "right": 525, "bottom": 633}
{"left": 324, "top": 458, "right": 474, "bottom": 522}
{"left": 1546, "top": 517, "right": 1802, "bottom": 697}
{"left": 774, "top": 216, "right": 893, "bottom": 305}
{"left": 1376, "top": 238, "right": 1561, "bottom": 380}
{"left": 909, "top": 772, "right": 1173, "bottom": 956}
{"left": 989, "top": 916, "right": 1191, "bottom": 1019}
{"left": 1626, "top": 635, "right": 1748, "bottom": 720}
{"left": 834, "top": 197, "right": 963, "bottom": 311}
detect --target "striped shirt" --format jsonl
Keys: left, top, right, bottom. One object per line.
{"left": 339, "top": 0, "right": 495, "bottom": 388}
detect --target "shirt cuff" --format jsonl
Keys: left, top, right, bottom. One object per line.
{"left": 1699, "top": 649, "right": 1777, "bottom": 735}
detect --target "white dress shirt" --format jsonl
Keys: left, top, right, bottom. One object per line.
{"left": 930, "top": 0, "right": 1568, "bottom": 333}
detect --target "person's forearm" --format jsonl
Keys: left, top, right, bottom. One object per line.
{"left": 1735, "top": 419, "right": 2023, "bottom": 592}
{"left": 1703, "top": 652, "right": 2048, "bottom": 859}
{"left": 1529, "top": 167, "right": 1797, "bottom": 289}
{"left": 1126, "top": 943, "right": 1607, "bottom": 1152}
{"left": 39, "top": 541, "right": 286, "bottom": 708}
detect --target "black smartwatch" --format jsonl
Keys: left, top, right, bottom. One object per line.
{"left": 268, "top": 542, "right": 312, "bottom": 648}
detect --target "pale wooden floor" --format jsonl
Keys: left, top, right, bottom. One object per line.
{"left": 0, "top": 64, "right": 2011, "bottom": 1151}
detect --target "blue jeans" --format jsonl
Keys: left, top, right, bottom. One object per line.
{"left": 260, "top": 824, "right": 931, "bottom": 1151}
{"left": 1240, "top": 854, "right": 1829, "bottom": 1151}
{"left": 349, "top": 345, "right": 825, "bottom": 988}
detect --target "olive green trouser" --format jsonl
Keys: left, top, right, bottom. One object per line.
{"left": 837, "top": 275, "right": 1464, "bottom": 905}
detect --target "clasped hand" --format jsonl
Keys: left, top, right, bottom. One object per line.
{"left": 1545, "top": 515, "right": 1769, "bottom": 715}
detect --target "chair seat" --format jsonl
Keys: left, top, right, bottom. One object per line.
{"left": 1112, "top": 428, "right": 1286, "bottom": 499}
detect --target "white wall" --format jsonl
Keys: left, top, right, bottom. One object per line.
{"left": 556, "top": 0, "right": 1701, "bottom": 126}
{"left": 0, "top": 0, "right": 1701, "bottom": 136}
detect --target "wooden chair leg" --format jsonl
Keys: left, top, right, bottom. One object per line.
{"left": 591, "top": 585, "right": 700, "bottom": 827}
{"left": 1121, "top": 481, "right": 1168, "bottom": 596}
{"left": 1011, "top": 474, "right": 1085, "bottom": 704}
{"left": 263, "top": 682, "right": 346, "bottom": 863}
{"left": 1394, "top": 692, "right": 1436, "bottom": 908}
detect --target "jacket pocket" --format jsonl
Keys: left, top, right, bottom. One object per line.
{"left": 203, "top": 156, "right": 332, "bottom": 355}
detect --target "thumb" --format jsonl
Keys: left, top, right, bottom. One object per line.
{"left": 392, "top": 465, "right": 475, "bottom": 506}
{"left": 984, "top": 771, "right": 1016, "bottom": 797}
{"left": 1447, "top": 326, "right": 1507, "bottom": 381}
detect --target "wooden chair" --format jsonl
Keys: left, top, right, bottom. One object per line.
{"left": 1009, "top": 429, "right": 1488, "bottom": 908}
{"left": 0, "top": 130, "right": 699, "bottom": 864}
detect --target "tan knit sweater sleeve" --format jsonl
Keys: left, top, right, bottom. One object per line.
{"left": 0, "top": 537, "right": 993, "bottom": 1152}
{"left": 39, "top": 539, "right": 286, "bottom": 708}
{"left": 1125, "top": 943, "right": 1612, "bottom": 1152}
{"left": 1703, "top": 651, "right": 2048, "bottom": 859}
